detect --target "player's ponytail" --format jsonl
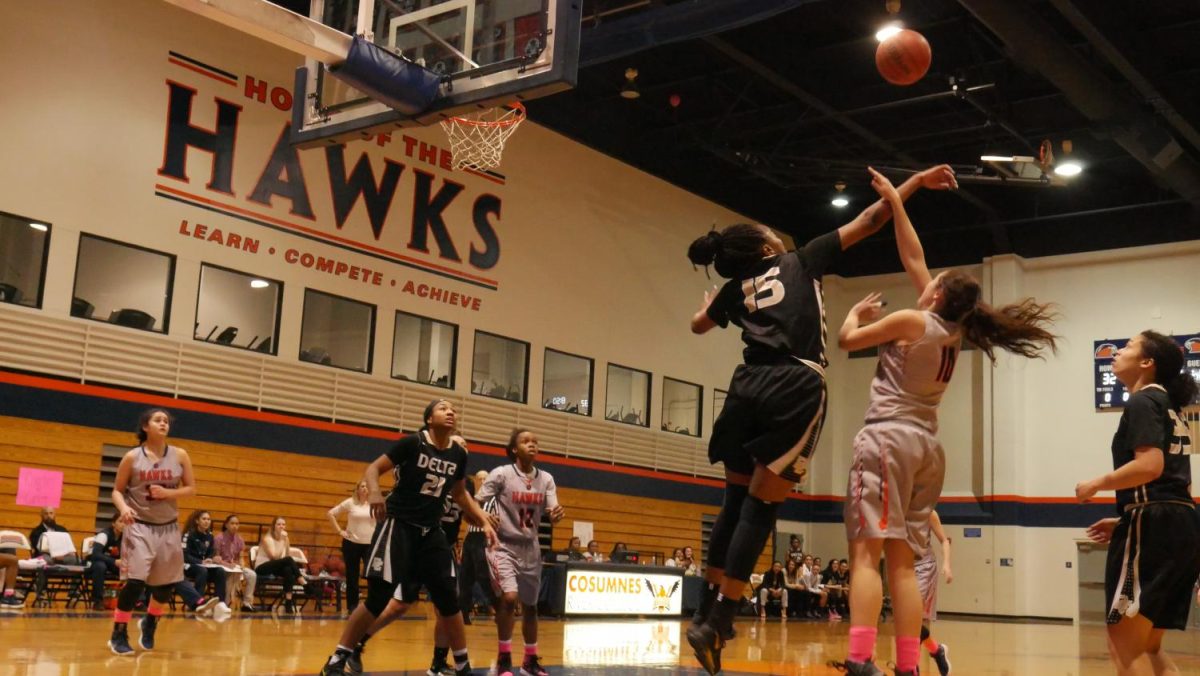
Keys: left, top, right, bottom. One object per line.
{"left": 505, "top": 427, "right": 532, "bottom": 460}
{"left": 688, "top": 224, "right": 769, "bottom": 279}
{"left": 936, "top": 270, "right": 1059, "bottom": 361}
{"left": 1139, "top": 331, "right": 1198, "bottom": 409}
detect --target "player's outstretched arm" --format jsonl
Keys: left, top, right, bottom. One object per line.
{"left": 868, "top": 167, "right": 932, "bottom": 294}
{"left": 838, "top": 164, "right": 958, "bottom": 252}
{"left": 838, "top": 295, "right": 925, "bottom": 352}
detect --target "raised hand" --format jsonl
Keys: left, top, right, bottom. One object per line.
{"left": 868, "top": 167, "right": 901, "bottom": 204}
{"left": 851, "top": 292, "right": 886, "bottom": 323}
{"left": 919, "top": 164, "right": 958, "bottom": 191}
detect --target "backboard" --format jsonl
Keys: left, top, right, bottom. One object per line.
{"left": 293, "top": 0, "right": 581, "bottom": 146}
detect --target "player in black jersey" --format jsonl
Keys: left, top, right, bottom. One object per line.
{"left": 1076, "top": 331, "right": 1199, "bottom": 676}
{"left": 320, "top": 402, "right": 496, "bottom": 676}
{"left": 684, "top": 165, "right": 960, "bottom": 675}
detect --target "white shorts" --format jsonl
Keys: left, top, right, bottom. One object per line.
{"left": 487, "top": 541, "right": 541, "bottom": 606}
{"left": 122, "top": 522, "right": 184, "bottom": 587}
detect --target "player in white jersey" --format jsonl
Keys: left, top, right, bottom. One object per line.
{"left": 915, "top": 510, "right": 952, "bottom": 675}
{"left": 477, "top": 429, "right": 564, "bottom": 676}
{"left": 834, "top": 169, "right": 1057, "bottom": 676}
{"left": 106, "top": 408, "right": 198, "bottom": 656}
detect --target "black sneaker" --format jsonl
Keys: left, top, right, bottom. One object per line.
{"left": 138, "top": 615, "right": 158, "bottom": 651}
{"left": 828, "top": 659, "right": 886, "bottom": 676}
{"left": 108, "top": 627, "right": 135, "bottom": 656}
{"left": 521, "top": 653, "right": 549, "bottom": 676}
{"left": 346, "top": 641, "right": 365, "bottom": 675}
{"left": 496, "top": 651, "right": 514, "bottom": 676}
{"left": 0, "top": 596, "right": 24, "bottom": 610}
{"left": 454, "top": 663, "right": 473, "bottom": 676}
{"left": 241, "top": 603, "right": 257, "bottom": 613}
{"left": 284, "top": 599, "right": 297, "bottom": 614}
{"left": 320, "top": 649, "right": 351, "bottom": 676}
{"left": 931, "top": 644, "right": 950, "bottom": 676}
{"left": 427, "top": 652, "right": 452, "bottom": 676}
{"left": 686, "top": 622, "right": 724, "bottom": 676}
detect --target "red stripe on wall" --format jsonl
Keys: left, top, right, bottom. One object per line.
{"left": 167, "top": 57, "right": 237, "bottom": 87}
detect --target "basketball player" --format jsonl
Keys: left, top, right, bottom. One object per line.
{"left": 1076, "top": 332, "right": 1199, "bottom": 676}
{"left": 685, "top": 163, "right": 960, "bottom": 675}
{"left": 477, "top": 428, "right": 564, "bottom": 676}
{"left": 319, "top": 401, "right": 496, "bottom": 676}
{"left": 106, "top": 408, "right": 196, "bottom": 655}
{"left": 345, "top": 435, "right": 475, "bottom": 676}
{"left": 834, "top": 168, "right": 1057, "bottom": 676}
{"left": 916, "top": 510, "right": 952, "bottom": 676}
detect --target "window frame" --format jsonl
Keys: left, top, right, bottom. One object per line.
{"left": 71, "top": 232, "right": 177, "bottom": 334}
{"left": 193, "top": 262, "right": 283, "bottom": 356}
{"left": 541, "top": 347, "right": 595, "bottom": 417}
{"left": 470, "top": 330, "right": 531, "bottom": 404}
{"left": 713, "top": 388, "right": 728, "bottom": 424}
{"left": 662, "top": 375, "right": 704, "bottom": 438}
{"left": 604, "top": 362, "right": 652, "bottom": 428}
{"left": 298, "top": 287, "right": 377, "bottom": 374}
{"left": 391, "top": 309, "right": 459, "bottom": 390}
{"left": 0, "top": 209, "right": 52, "bottom": 310}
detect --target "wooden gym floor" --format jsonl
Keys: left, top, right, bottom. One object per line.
{"left": 3, "top": 608, "right": 1200, "bottom": 675}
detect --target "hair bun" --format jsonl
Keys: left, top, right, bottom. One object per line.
{"left": 687, "top": 230, "right": 722, "bottom": 267}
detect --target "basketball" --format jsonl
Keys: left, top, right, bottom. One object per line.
{"left": 875, "top": 29, "right": 931, "bottom": 85}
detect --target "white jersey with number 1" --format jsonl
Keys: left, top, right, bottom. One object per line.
{"left": 476, "top": 464, "right": 558, "bottom": 544}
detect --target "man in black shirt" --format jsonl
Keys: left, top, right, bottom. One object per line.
{"left": 320, "top": 400, "right": 495, "bottom": 676}
{"left": 30, "top": 507, "right": 75, "bottom": 563}
{"left": 88, "top": 520, "right": 124, "bottom": 610}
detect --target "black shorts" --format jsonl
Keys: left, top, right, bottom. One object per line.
{"left": 367, "top": 518, "right": 457, "bottom": 608}
{"left": 1105, "top": 502, "right": 1200, "bottom": 630}
{"left": 709, "top": 363, "right": 827, "bottom": 482}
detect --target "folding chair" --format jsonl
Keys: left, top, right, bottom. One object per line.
{"left": 35, "top": 532, "right": 86, "bottom": 607}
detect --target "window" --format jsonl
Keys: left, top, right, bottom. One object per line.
{"left": 471, "top": 331, "right": 528, "bottom": 403}
{"left": 0, "top": 211, "right": 51, "bottom": 309}
{"left": 195, "top": 264, "right": 282, "bottom": 354}
{"left": 299, "top": 289, "right": 375, "bottom": 373}
{"left": 542, "top": 349, "right": 593, "bottom": 416}
{"left": 662, "top": 377, "right": 702, "bottom": 437}
{"left": 713, "top": 389, "right": 728, "bottom": 423}
{"left": 605, "top": 363, "right": 650, "bottom": 427}
{"left": 72, "top": 234, "right": 175, "bottom": 332}
{"left": 392, "top": 311, "right": 457, "bottom": 389}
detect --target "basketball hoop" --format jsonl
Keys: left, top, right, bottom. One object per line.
{"left": 440, "top": 102, "right": 526, "bottom": 171}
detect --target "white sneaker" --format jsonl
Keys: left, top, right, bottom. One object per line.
{"left": 212, "top": 602, "right": 232, "bottom": 620}
{"left": 194, "top": 597, "right": 220, "bottom": 617}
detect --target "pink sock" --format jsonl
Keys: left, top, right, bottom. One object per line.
{"left": 498, "top": 639, "right": 512, "bottom": 654}
{"left": 848, "top": 625, "right": 878, "bottom": 663}
{"left": 895, "top": 636, "right": 920, "bottom": 672}
{"left": 3, "top": 589, "right": 13, "bottom": 597}
{"left": 147, "top": 601, "right": 165, "bottom": 617}
{"left": 113, "top": 609, "right": 133, "bottom": 623}
{"left": 524, "top": 643, "right": 538, "bottom": 656}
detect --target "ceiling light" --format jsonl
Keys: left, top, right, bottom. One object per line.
{"left": 1054, "top": 162, "right": 1082, "bottom": 177}
{"left": 832, "top": 197, "right": 849, "bottom": 208}
{"left": 875, "top": 23, "right": 903, "bottom": 43}
{"left": 250, "top": 279, "right": 270, "bottom": 289}
{"left": 980, "top": 155, "right": 1014, "bottom": 162}
{"left": 28, "top": 223, "right": 48, "bottom": 232}
{"left": 620, "top": 68, "right": 640, "bottom": 99}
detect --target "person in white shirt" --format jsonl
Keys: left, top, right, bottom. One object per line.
{"left": 800, "top": 554, "right": 828, "bottom": 618}
{"left": 666, "top": 548, "right": 685, "bottom": 567}
{"left": 327, "top": 480, "right": 376, "bottom": 612}
{"left": 583, "top": 540, "right": 605, "bottom": 563}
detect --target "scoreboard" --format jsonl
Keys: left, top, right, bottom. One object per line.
{"left": 1094, "top": 333, "right": 1200, "bottom": 409}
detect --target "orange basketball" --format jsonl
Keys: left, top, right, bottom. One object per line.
{"left": 875, "top": 29, "right": 931, "bottom": 86}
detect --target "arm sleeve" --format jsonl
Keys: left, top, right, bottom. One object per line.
{"left": 798, "top": 230, "right": 843, "bottom": 278}
{"left": 704, "top": 281, "right": 741, "bottom": 328}
{"left": 1124, "top": 394, "right": 1166, "bottom": 450}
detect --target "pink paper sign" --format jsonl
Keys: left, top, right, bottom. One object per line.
{"left": 16, "top": 467, "right": 63, "bottom": 508}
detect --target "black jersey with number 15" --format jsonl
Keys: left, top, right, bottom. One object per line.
{"left": 384, "top": 431, "right": 468, "bottom": 529}
{"left": 705, "top": 230, "right": 843, "bottom": 367}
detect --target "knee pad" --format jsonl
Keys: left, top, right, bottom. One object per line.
{"left": 707, "top": 482, "right": 749, "bottom": 570}
{"left": 150, "top": 585, "right": 173, "bottom": 604}
{"left": 723, "top": 496, "right": 779, "bottom": 581}
{"left": 364, "top": 578, "right": 392, "bottom": 617}
{"left": 117, "top": 580, "right": 146, "bottom": 611}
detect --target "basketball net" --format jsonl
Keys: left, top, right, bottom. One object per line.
{"left": 440, "top": 102, "right": 526, "bottom": 171}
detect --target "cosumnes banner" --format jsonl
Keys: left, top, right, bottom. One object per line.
{"left": 564, "top": 569, "right": 683, "bottom": 615}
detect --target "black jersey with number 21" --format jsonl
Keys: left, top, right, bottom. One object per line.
{"left": 705, "top": 230, "right": 843, "bottom": 367}
{"left": 384, "top": 431, "right": 468, "bottom": 529}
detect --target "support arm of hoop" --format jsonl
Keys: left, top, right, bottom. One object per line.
{"left": 329, "top": 36, "right": 442, "bottom": 116}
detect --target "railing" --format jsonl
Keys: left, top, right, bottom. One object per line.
{"left": 0, "top": 304, "right": 719, "bottom": 478}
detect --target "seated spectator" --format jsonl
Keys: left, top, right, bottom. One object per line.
{"left": 758, "top": 561, "right": 788, "bottom": 619}
{"left": 584, "top": 540, "right": 605, "bottom": 563}
{"left": 680, "top": 546, "right": 700, "bottom": 576}
{"left": 824, "top": 559, "right": 850, "bottom": 619}
{"left": 0, "top": 552, "right": 21, "bottom": 608}
{"left": 610, "top": 542, "right": 628, "bottom": 562}
{"left": 182, "top": 510, "right": 231, "bottom": 618}
{"left": 799, "top": 554, "right": 829, "bottom": 618}
{"left": 87, "top": 519, "right": 124, "bottom": 610}
{"left": 784, "top": 559, "right": 808, "bottom": 618}
{"left": 254, "top": 516, "right": 303, "bottom": 613}
{"left": 30, "top": 507, "right": 78, "bottom": 564}
{"left": 213, "top": 514, "right": 257, "bottom": 612}
{"left": 666, "top": 548, "right": 685, "bottom": 567}
{"left": 565, "top": 536, "right": 585, "bottom": 561}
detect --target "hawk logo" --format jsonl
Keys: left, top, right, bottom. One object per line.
{"left": 643, "top": 578, "right": 681, "bottom": 613}
{"left": 1185, "top": 338, "right": 1200, "bottom": 354}
{"left": 371, "top": 557, "right": 384, "bottom": 573}
{"left": 1095, "top": 343, "right": 1119, "bottom": 359}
